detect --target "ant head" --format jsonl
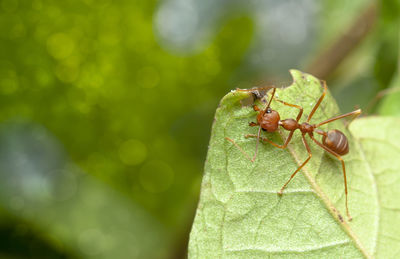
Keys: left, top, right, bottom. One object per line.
{"left": 257, "top": 87, "right": 280, "bottom": 132}
{"left": 258, "top": 109, "right": 280, "bottom": 132}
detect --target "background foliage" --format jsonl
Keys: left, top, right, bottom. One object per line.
{"left": 0, "top": 0, "right": 398, "bottom": 258}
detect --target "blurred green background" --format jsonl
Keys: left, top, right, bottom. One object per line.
{"left": 0, "top": 0, "right": 398, "bottom": 258}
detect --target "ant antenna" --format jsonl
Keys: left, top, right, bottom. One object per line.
{"left": 265, "top": 88, "right": 276, "bottom": 112}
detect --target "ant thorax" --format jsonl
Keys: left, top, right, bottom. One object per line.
{"left": 280, "top": 119, "right": 298, "bottom": 131}
{"left": 299, "top": 122, "right": 314, "bottom": 133}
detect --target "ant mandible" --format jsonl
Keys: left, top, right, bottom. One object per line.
{"left": 226, "top": 81, "right": 361, "bottom": 221}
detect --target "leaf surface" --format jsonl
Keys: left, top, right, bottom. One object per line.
{"left": 189, "top": 70, "right": 400, "bottom": 258}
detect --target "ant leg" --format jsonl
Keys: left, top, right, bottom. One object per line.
{"left": 245, "top": 131, "right": 295, "bottom": 149}
{"left": 252, "top": 126, "right": 262, "bottom": 161}
{"left": 274, "top": 99, "right": 303, "bottom": 121}
{"left": 253, "top": 105, "right": 261, "bottom": 112}
{"left": 236, "top": 86, "right": 275, "bottom": 93}
{"left": 309, "top": 135, "right": 352, "bottom": 221}
{"left": 343, "top": 108, "right": 362, "bottom": 128}
{"left": 307, "top": 80, "right": 328, "bottom": 122}
{"left": 315, "top": 109, "right": 361, "bottom": 128}
{"left": 279, "top": 134, "right": 312, "bottom": 194}
{"left": 225, "top": 137, "right": 253, "bottom": 162}
{"left": 225, "top": 126, "right": 262, "bottom": 163}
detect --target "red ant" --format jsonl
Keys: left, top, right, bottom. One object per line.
{"left": 226, "top": 81, "right": 361, "bottom": 220}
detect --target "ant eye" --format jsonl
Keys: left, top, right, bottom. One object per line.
{"left": 266, "top": 107, "right": 272, "bottom": 113}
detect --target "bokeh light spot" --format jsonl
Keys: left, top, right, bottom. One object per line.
{"left": 139, "top": 160, "right": 174, "bottom": 193}
{"left": 55, "top": 62, "right": 79, "bottom": 83}
{"left": 35, "top": 68, "right": 53, "bottom": 87}
{"left": 118, "top": 139, "right": 147, "bottom": 165}
{"left": 47, "top": 33, "right": 75, "bottom": 60}
{"left": 11, "top": 20, "right": 26, "bottom": 39}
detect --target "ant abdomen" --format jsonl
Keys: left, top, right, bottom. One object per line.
{"left": 322, "top": 129, "right": 349, "bottom": 155}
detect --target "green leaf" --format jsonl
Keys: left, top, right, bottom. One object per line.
{"left": 189, "top": 70, "right": 400, "bottom": 258}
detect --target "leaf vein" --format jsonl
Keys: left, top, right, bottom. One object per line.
{"left": 224, "top": 239, "right": 351, "bottom": 253}
{"left": 355, "top": 136, "right": 380, "bottom": 256}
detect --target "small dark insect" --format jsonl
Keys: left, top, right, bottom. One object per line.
{"left": 226, "top": 81, "right": 361, "bottom": 221}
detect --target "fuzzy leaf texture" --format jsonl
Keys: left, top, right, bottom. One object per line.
{"left": 189, "top": 70, "right": 400, "bottom": 258}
